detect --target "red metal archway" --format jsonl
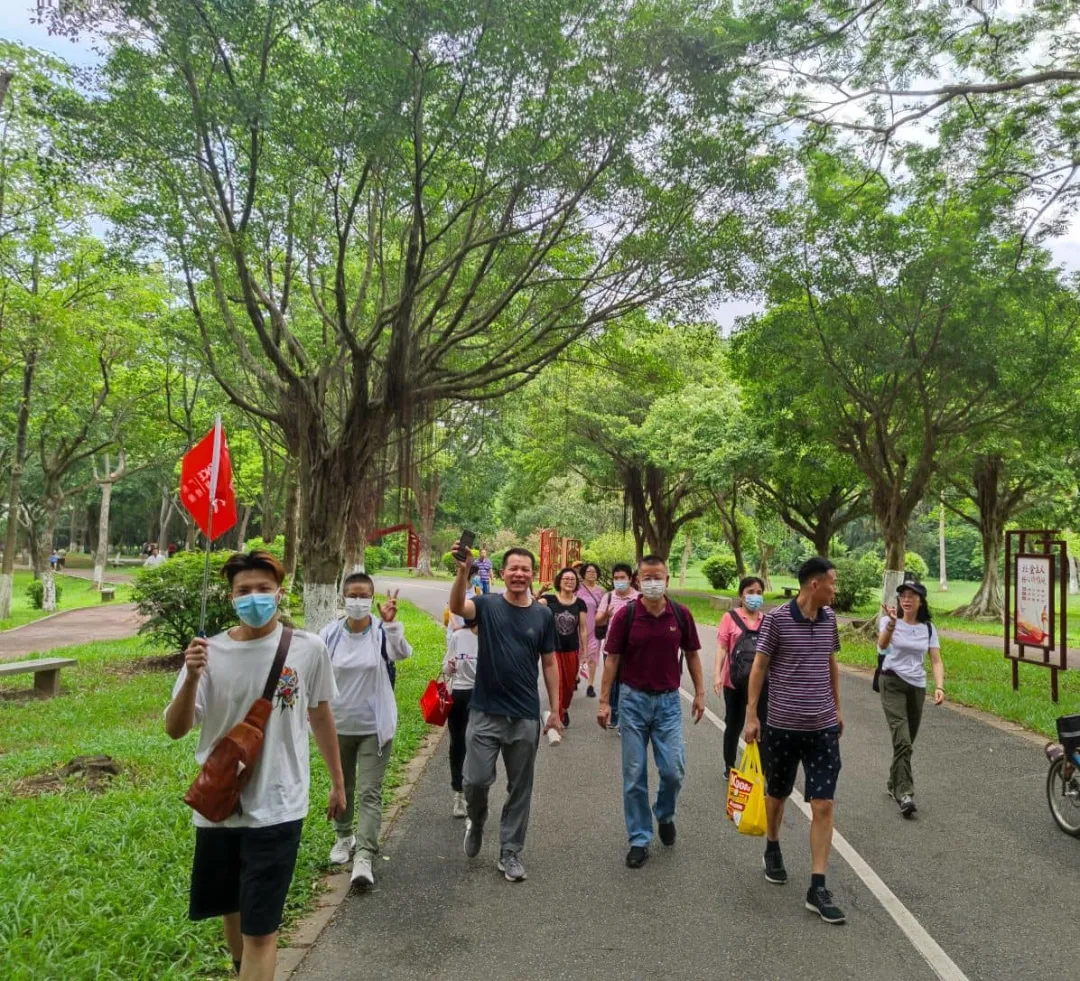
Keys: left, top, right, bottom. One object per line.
{"left": 368, "top": 523, "right": 420, "bottom": 568}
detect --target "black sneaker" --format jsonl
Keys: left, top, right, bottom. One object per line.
{"left": 763, "top": 848, "right": 787, "bottom": 884}
{"left": 625, "top": 845, "right": 649, "bottom": 869}
{"left": 586, "top": 685, "right": 596, "bottom": 698}
{"left": 806, "top": 885, "right": 846, "bottom": 924}
{"left": 562, "top": 711, "right": 570, "bottom": 726}
{"left": 899, "top": 795, "right": 917, "bottom": 818}
{"left": 463, "top": 818, "right": 483, "bottom": 858}
{"left": 658, "top": 820, "right": 676, "bottom": 846}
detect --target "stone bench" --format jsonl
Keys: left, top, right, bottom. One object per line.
{"left": 0, "top": 657, "right": 78, "bottom": 697}
{"left": 782, "top": 586, "right": 796, "bottom": 599}
{"left": 101, "top": 588, "right": 116, "bottom": 602}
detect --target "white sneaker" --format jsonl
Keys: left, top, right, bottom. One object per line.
{"left": 329, "top": 834, "right": 355, "bottom": 865}
{"left": 453, "top": 792, "right": 467, "bottom": 819}
{"left": 351, "top": 853, "right": 374, "bottom": 889}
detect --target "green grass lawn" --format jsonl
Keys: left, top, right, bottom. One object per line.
{"left": 0, "top": 571, "right": 134, "bottom": 631}
{"left": 0, "top": 598, "right": 446, "bottom": 981}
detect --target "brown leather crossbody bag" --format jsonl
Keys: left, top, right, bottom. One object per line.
{"left": 184, "top": 627, "right": 293, "bottom": 823}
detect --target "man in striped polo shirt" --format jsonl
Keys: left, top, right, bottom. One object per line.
{"left": 744, "top": 556, "right": 845, "bottom": 925}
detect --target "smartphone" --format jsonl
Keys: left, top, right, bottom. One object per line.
{"left": 454, "top": 529, "right": 475, "bottom": 563}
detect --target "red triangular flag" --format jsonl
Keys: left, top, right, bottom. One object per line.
{"left": 180, "top": 423, "right": 238, "bottom": 541}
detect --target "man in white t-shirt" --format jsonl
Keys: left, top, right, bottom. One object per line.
{"left": 144, "top": 544, "right": 166, "bottom": 568}
{"left": 165, "top": 550, "right": 345, "bottom": 981}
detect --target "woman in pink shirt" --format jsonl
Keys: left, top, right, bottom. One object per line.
{"left": 713, "top": 576, "right": 769, "bottom": 779}
{"left": 577, "top": 562, "right": 606, "bottom": 697}
{"left": 594, "top": 563, "right": 638, "bottom": 730}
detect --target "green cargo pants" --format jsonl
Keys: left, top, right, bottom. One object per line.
{"left": 880, "top": 674, "right": 925, "bottom": 800}
{"left": 336, "top": 733, "right": 393, "bottom": 858}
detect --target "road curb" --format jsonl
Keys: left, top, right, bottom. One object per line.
{"left": 274, "top": 724, "right": 448, "bottom": 980}
{"left": 0, "top": 598, "right": 138, "bottom": 636}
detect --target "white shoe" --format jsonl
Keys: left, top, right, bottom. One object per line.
{"left": 453, "top": 792, "right": 467, "bottom": 819}
{"left": 351, "top": 853, "right": 374, "bottom": 889}
{"left": 329, "top": 834, "right": 355, "bottom": 865}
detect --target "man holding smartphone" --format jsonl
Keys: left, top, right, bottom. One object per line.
{"left": 449, "top": 539, "right": 562, "bottom": 883}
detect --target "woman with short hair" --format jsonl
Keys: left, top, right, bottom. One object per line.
{"left": 576, "top": 562, "right": 605, "bottom": 697}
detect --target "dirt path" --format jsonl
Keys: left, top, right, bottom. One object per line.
{"left": 0, "top": 603, "right": 143, "bottom": 660}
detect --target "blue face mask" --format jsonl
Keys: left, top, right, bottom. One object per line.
{"left": 614, "top": 580, "right": 630, "bottom": 592}
{"left": 744, "top": 593, "right": 764, "bottom": 612}
{"left": 233, "top": 592, "right": 279, "bottom": 628}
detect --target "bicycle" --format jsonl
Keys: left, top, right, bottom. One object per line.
{"left": 1045, "top": 714, "right": 1080, "bottom": 837}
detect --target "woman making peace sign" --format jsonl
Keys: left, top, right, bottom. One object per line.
{"left": 319, "top": 576, "right": 412, "bottom": 889}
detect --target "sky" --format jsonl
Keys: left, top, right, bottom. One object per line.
{"left": 2, "top": 3, "right": 1078, "bottom": 332}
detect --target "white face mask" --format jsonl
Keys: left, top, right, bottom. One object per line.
{"left": 614, "top": 580, "right": 630, "bottom": 592}
{"left": 345, "top": 597, "right": 373, "bottom": 620}
{"left": 640, "top": 580, "right": 666, "bottom": 600}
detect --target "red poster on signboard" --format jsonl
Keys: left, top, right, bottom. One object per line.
{"left": 180, "top": 424, "right": 238, "bottom": 541}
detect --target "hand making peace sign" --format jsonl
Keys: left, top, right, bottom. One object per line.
{"left": 378, "top": 588, "right": 400, "bottom": 623}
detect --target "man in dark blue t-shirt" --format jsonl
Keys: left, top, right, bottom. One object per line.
{"left": 450, "top": 544, "right": 561, "bottom": 884}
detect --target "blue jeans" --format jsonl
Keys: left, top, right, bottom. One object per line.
{"left": 619, "top": 685, "right": 686, "bottom": 847}
{"left": 481, "top": 580, "right": 490, "bottom": 595}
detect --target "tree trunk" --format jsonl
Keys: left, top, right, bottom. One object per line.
{"left": 880, "top": 528, "right": 907, "bottom": 609}
{"left": 157, "top": 489, "right": 175, "bottom": 551}
{"left": 71, "top": 500, "right": 86, "bottom": 553}
{"left": 0, "top": 352, "right": 35, "bottom": 618}
{"left": 298, "top": 443, "right": 348, "bottom": 634}
{"left": 1070, "top": 554, "right": 1079, "bottom": 597}
{"left": 757, "top": 541, "right": 775, "bottom": 593}
{"left": 260, "top": 449, "right": 280, "bottom": 543}
{"left": 93, "top": 480, "right": 114, "bottom": 590}
{"left": 41, "top": 504, "right": 63, "bottom": 611}
{"left": 810, "top": 524, "right": 833, "bottom": 559}
{"left": 235, "top": 503, "right": 252, "bottom": 551}
{"left": 678, "top": 533, "right": 692, "bottom": 588}
{"left": 415, "top": 473, "right": 439, "bottom": 577}
{"left": 954, "top": 533, "right": 1004, "bottom": 619}
{"left": 938, "top": 494, "right": 948, "bottom": 592}
{"left": 282, "top": 466, "right": 300, "bottom": 586}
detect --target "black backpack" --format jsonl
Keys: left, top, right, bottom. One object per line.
{"left": 727, "top": 609, "right": 760, "bottom": 689}
{"left": 622, "top": 597, "right": 690, "bottom": 674}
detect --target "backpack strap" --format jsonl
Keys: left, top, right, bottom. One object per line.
{"left": 261, "top": 627, "right": 293, "bottom": 701}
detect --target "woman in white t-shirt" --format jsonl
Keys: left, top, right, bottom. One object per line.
{"left": 319, "top": 574, "right": 412, "bottom": 889}
{"left": 877, "top": 581, "right": 945, "bottom": 819}
{"left": 443, "top": 616, "right": 478, "bottom": 818}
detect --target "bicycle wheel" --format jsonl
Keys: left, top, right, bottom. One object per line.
{"left": 1046, "top": 758, "right": 1080, "bottom": 837}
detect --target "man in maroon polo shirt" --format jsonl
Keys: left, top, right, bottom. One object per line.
{"left": 597, "top": 555, "right": 705, "bottom": 869}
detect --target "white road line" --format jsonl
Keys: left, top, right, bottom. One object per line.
{"left": 679, "top": 688, "right": 970, "bottom": 981}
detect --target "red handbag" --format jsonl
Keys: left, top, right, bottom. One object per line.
{"left": 420, "top": 676, "right": 454, "bottom": 726}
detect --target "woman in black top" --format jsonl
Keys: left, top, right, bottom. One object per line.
{"left": 541, "top": 567, "right": 589, "bottom": 726}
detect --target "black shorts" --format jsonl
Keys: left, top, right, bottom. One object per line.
{"left": 189, "top": 819, "right": 303, "bottom": 936}
{"left": 765, "top": 726, "right": 842, "bottom": 802}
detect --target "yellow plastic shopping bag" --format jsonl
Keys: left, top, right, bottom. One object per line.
{"left": 726, "top": 741, "right": 767, "bottom": 836}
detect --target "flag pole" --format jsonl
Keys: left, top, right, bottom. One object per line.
{"left": 198, "top": 415, "right": 223, "bottom": 635}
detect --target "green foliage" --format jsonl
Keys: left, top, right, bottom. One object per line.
{"left": 364, "top": 545, "right": 389, "bottom": 572}
{"left": 701, "top": 553, "right": 739, "bottom": 591}
{"left": 24, "top": 578, "right": 64, "bottom": 609}
{"left": 131, "top": 552, "right": 237, "bottom": 652}
{"left": 904, "top": 551, "right": 929, "bottom": 581}
{"left": 582, "top": 532, "right": 638, "bottom": 577}
{"left": 830, "top": 555, "right": 881, "bottom": 613}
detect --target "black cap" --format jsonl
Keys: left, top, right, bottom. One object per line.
{"left": 896, "top": 581, "right": 927, "bottom": 600}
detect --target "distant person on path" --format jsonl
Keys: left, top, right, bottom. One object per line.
{"left": 57, "top": 548, "right": 66, "bottom": 569}
{"left": 167, "top": 542, "right": 178, "bottom": 558}
{"left": 597, "top": 555, "right": 705, "bottom": 869}
{"left": 450, "top": 544, "right": 562, "bottom": 883}
{"left": 319, "top": 578, "right": 412, "bottom": 889}
{"left": 49, "top": 549, "right": 60, "bottom": 571}
{"left": 143, "top": 544, "right": 167, "bottom": 568}
{"left": 165, "top": 549, "right": 346, "bottom": 981}
{"left": 475, "top": 548, "right": 494, "bottom": 594}
{"left": 594, "top": 563, "right": 639, "bottom": 731}
{"left": 713, "top": 576, "right": 769, "bottom": 780}
{"left": 576, "top": 562, "right": 605, "bottom": 696}
{"left": 877, "top": 581, "right": 945, "bottom": 819}
{"left": 444, "top": 616, "right": 479, "bottom": 818}
{"left": 744, "top": 556, "right": 845, "bottom": 925}
{"left": 540, "top": 567, "right": 589, "bottom": 727}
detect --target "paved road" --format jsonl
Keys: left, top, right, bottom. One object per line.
{"left": 0, "top": 603, "right": 142, "bottom": 660}
{"left": 296, "top": 578, "right": 1074, "bottom": 981}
